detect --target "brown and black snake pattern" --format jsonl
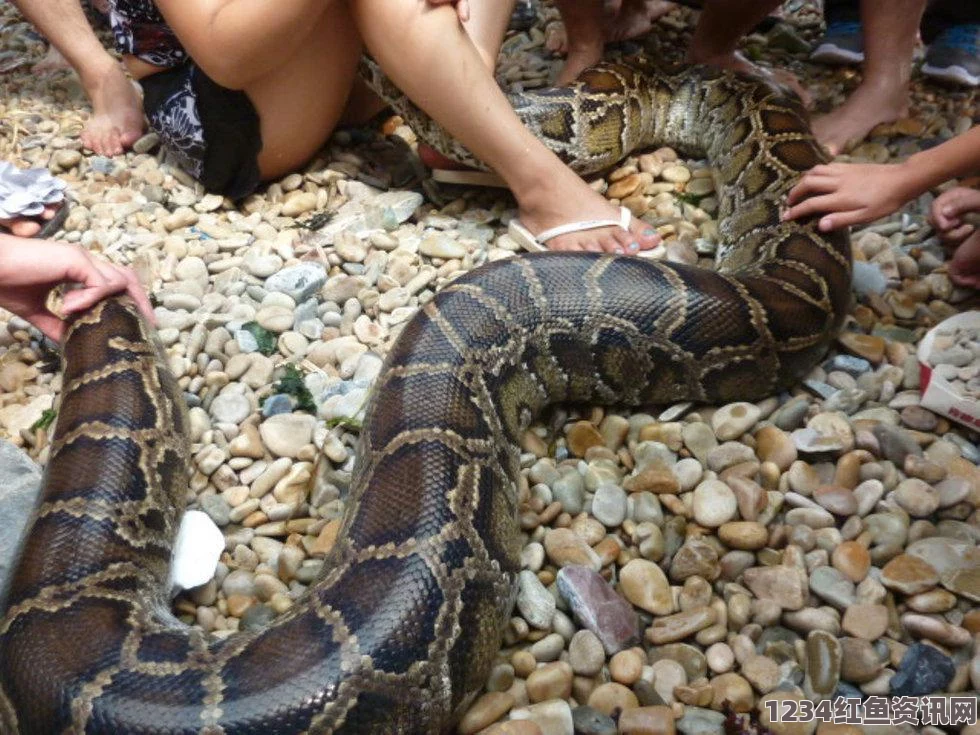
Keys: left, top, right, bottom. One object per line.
{"left": 0, "top": 60, "right": 850, "bottom": 733}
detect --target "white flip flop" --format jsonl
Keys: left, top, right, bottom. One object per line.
{"left": 430, "top": 168, "right": 507, "bottom": 188}
{"left": 508, "top": 205, "right": 635, "bottom": 253}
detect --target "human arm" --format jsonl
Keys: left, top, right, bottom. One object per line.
{"left": 783, "top": 125, "right": 980, "bottom": 231}
{"left": 0, "top": 235, "right": 153, "bottom": 342}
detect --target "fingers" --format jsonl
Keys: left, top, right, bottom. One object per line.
{"left": 786, "top": 172, "right": 838, "bottom": 207}
{"left": 27, "top": 313, "right": 66, "bottom": 343}
{"left": 814, "top": 208, "right": 871, "bottom": 232}
{"left": 122, "top": 267, "right": 156, "bottom": 325}
{"left": 934, "top": 187, "right": 980, "bottom": 220}
{"left": 61, "top": 260, "right": 130, "bottom": 314}
{"left": 61, "top": 246, "right": 109, "bottom": 293}
{"left": 942, "top": 223, "right": 976, "bottom": 244}
{"left": 782, "top": 192, "right": 847, "bottom": 223}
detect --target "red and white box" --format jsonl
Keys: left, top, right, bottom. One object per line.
{"left": 917, "top": 311, "right": 980, "bottom": 430}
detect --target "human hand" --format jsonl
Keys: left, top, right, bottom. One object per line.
{"left": 0, "top": 235, "right": 154, "bottom": 342}
{"left": 782, "top": 162, "right": 914, "bottom": 232}
{"left": 929, "top": 186, "right": 980, "bottom": 244}
{"left": 427, "top": 0, "right": 469, "bottom": 22}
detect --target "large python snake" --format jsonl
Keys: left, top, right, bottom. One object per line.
{"left": 0, "top": 59, "right": 850, "bottom": 733}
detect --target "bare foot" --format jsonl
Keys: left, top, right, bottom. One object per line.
{"left": 606, "top": 0, "right": 677, "bottom": 41}
{"left": 687, "top": 48, "right": 812, "bottom": 106}
{"left": 550, "top": 0, "right": 676, "bottom": 85}
{"left": 556, "top": 40, "right": 606, "bottom": 85}
{"left": 33, "top": 45, "right": 72, "bottom": 74}
{"left": 79, "top": 60, "right": 145, "bottom": 156}
{"left": 811, "top": 81, "right": 908, "bottom": 156}
{"left": 0, "top": 205, "right": 60, "bottom": 238}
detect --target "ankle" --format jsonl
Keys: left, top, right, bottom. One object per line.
{"left": 853, "top": 77, "right": 910, "bottom": 113}
{"left": 77, "top": 53, "right": 122, "bottom": 94}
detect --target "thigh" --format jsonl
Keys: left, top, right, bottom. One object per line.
{"left": 244, "top": 2, "right": 363, "bottom": 180}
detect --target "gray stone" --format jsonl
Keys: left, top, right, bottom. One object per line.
{"left": 677, "top": 707, "right": 726, "bottom": 735}
{"left": 824, "top": 354, "right": 872, "bottom": 376}
{"left": 517, "top": 569, "right": 555, "bottom": 629}
{"left": 773, "top": 396, "right": 810, "bottom": 430}
{"left": 872, "top": 423, "right": 923, "bottom": 465}
{"left": 261, "top": 394, "right": 296, "bottom": 418}
{"left": 809, "top": 566, "right": 856, "bottom": 609}
{"left": 591, "top": 484, "right": 627, "bottom": 527}
{"left": 890, "top": 643, "right": 955, "bottom": 696}
{"left": 571, "top": 706, "right": 616, "bottom": 735}
{"left": 552, "top": 474, "right": 585, "bottom": 515}
{"left": 265, "top": 263, "right": 327, "bottom": 302}
{"left": 210, "top": 392, "right": 251, "bottom": 424}
{"left": 199, "top": 494, "right": 231, "bottom": 527}
{"left": 0, "top": 440, "right": 42, "bottom": 608}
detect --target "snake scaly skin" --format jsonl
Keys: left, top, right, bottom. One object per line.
{"left": 0, "top": 60, "right": 850, "bottom": 733}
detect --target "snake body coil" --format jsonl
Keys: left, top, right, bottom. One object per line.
{"left": 0, "top": 61, "right": 850, "bottom": 733}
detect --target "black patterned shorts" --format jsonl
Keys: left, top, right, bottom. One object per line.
{"left": 139, "top": 63, "right": 263, "bottom": 199}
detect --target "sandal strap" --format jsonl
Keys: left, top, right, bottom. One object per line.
{"left": 535, "top": 206, "right": 632, "bottom": 243}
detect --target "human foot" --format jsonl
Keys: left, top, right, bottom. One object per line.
{"left": 687, "top": 48, "right": 812, "bottom": 106}
{"left": 606, "top": 0, "right": 677, "bottom": 41}
{"left": 513, "top": 172, "right": 661, "bottom": 254}
{"left": 549, "top": 0, "right": 676, "bottom": 85}
{"left": 555, "top": 40, "right": 605, "bottom": 85}
{"left": 79, "top": 60, "right": 145, "bottom": 156}
{"left": 811, "top": 81, "right": 908, "bottom": 156}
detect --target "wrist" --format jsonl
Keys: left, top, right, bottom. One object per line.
{"left": 899, "top": 151, "right": 945, "bottom": 201}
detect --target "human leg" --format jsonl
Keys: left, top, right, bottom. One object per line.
{"left": 11, "top": 0, "right": 144, "bottom": 155}
{"left": 686, "top": 0, "right": 810, "bottom": 102}
{"left": 350, "top": 0, "right": 658, "bottom": 254}
{"left": 551, "top": 0, "right": 606, "bottom": 85}
{"left": 547, "top": 0, "right": 675, "bottom": 85}
{"left": 238, "top": 4, "right": 365, "bottom": 180}
{"left": 605, "top": 0, "right": 676, "bottom": 42}
{"left": 811, "top": 0, "right": 927, "bottom": 156}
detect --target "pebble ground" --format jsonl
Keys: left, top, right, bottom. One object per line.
{"left": 0, "top": 3, "right": 978, "bottom": 735}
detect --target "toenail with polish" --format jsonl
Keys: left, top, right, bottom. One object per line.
{"left": 628, "top": 242, "right": 639, "bottom": 252}
{"left": 643, "top": 228, "right": 655, "bottom": 237}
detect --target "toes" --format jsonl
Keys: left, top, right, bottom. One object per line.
{"left": 612, "top": 228, "right": 640, "bottom": 254}
{"left": 626, "top": 218, "right": 660, "bottom": 251}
